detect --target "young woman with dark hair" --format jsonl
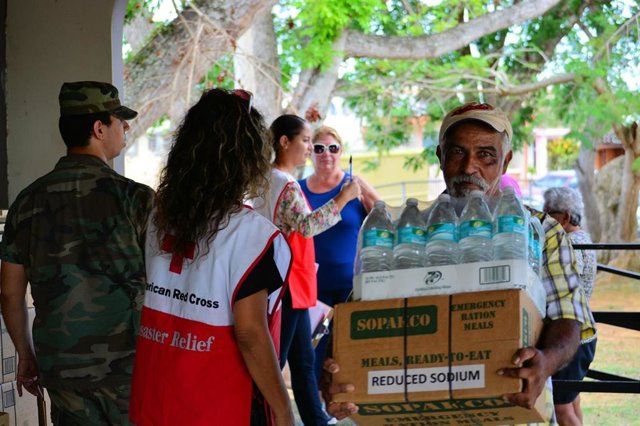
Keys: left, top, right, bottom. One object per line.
{"left": 252, "top": 114, "right": 360, "bottom": 425}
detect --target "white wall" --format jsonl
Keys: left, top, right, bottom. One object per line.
{"left": 532, "top": 127, "right": 570, "bottom": 178}
{"left": 5, "top": 0, "right": 125, "bottom": 201}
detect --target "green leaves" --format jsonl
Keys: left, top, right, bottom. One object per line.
{"left": 126, "top": 0, "right": 640, "bottom": 176}
{"left": 276, "top": 0, "right": 382, "bottom": 69}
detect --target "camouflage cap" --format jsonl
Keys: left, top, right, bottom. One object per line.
{"left": 59, "top": 81, "right": 137, "bottom": 119}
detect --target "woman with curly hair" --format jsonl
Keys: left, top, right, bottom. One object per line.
{"left": 130, "top": 89, "right": 295, "bottom": 426}
{"left": 252, "top": 114, "right": 360, "bottom": 425}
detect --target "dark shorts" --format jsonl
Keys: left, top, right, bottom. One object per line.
{"left": 552, "top": 339, "right": 597, "bottom": 405}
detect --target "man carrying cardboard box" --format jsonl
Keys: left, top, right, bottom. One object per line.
{"left": 435, "top": 102, "right": 594, "bottom": 412}
{"left": 324, "top": 102, "right": 596, "bottom": 423}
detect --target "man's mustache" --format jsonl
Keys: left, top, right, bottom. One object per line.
{"left": 451, "top": 174, "right": 489, "bottom": 191}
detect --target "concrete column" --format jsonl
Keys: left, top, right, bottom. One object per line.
{"left": 5, "top": 0, "right": 126, "bottom": 202}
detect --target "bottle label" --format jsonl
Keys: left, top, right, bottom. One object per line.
{"left": 426, "top": 223, "right": 457, "bottom": 242}
{"left": 363, "top": 229, "right": 394, "bottom": 248}
{"left": 397, "top": 226, "right": 426, "bottom": 245}
{"left": 496, "top": 215, "right": 527, "bottom": 235}
{"left": 459, "top": 220, "right": 492, "bottom": 240}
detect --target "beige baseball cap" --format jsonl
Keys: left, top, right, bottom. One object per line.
{"left": 439, "top": 102, "right": 512, "bottom": 144}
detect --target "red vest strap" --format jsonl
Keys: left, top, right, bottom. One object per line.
{"left": 160, "top": 234, "right": 196, "bottom": 274}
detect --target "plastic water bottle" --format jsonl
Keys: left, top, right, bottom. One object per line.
{"left": 529, "top": 214, "right": 544, "bottom": 276}
{"left": 458, "top": 190, "right": 493, "bottom": 263}
{"left": 393, "top": 198, "right": 426, "bottom": 269}
{"left": 424, "top": 194, "right": 459, "bottom": 266}
{"left": 493, "top": 186, "right": 528, "bottom": 261}
{"left": 525, "top": 212, "right": 546, "bottom": 315}
{"left": 360, "top": 200, "right": 395, "bottom": 273}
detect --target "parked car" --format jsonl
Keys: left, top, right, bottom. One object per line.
{"left": 523, "top": 170, "right": 578, "bottom": 210}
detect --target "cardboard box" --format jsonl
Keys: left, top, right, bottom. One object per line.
{"left": 353, "top": 259, "right": 546, "bottom": 317}
{"left": 351, "top": 391, "right": 553, "bottom": 426}
{"left": 0, "top": 381, "right": 50, "bottom": 425}
{"left": 351, "top": 390, "right": 550, "bottom": 426}
{"left": 0, "top": 412, "right": 9, "bottom": 426}
{"left": 333, "top": 289, "right": 547, "bottom": 425}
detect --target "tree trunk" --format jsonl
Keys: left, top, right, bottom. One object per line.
{"left": 592, "top": 124, "right": 639, "bottom": 266}
{"left": 124, "top": 10, "right": 155, "bottom": 54}
{"left": 287, "top": 35, "right": 345, "bottom": 121}
{"left": 124, "top": 0, "right": 277, "bottom": 140}
{"left": 575, "top": 145, "right": 601, "bottom": 241}
{"left": 234, "top": 4, "right": 282, "bottom": 124}
{"left": 614, "top": 122, "right": 640, "bottom": 242}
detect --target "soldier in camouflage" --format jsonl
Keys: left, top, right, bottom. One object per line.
{"left": 0, "top": 81, "right": 154, "bottom": 425}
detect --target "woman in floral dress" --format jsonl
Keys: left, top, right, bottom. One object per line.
{"left": 252, "top": 114, "right": 360, "bottom": 426}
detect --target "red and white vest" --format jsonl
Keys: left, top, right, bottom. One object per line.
{"left": 254, "top": 168, "right": 318, "bottom": 309}
{"left": 130, "top": 207, "right": 291, "bottom": 426}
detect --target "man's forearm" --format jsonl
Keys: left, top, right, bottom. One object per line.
{"left": 538, "top": 318, "right": 580, "bottom": 375}
{"left": 1, "top": 297, "right": 32, "bottom": 357}
{"left": 0, "top": 261, "right": 34, "bottom": 358}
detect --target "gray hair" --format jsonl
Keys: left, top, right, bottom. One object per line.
{"left": 543, "top": 186, "right": 583, "bottom": 226}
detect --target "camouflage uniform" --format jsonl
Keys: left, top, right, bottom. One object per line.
{"left": 0, "top": 154, "right": 153, "bottom": 390}
{"left": 0, "top": 81, "right": 153, "bottom": 425}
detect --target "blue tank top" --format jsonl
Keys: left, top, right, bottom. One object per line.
{"left": 299, "top": 174, "right": 367, "bottom": 292}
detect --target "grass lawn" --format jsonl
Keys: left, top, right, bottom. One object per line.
{"left": 580, "top": 275, "right": 640, "bottom": 426}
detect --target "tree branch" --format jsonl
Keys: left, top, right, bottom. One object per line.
{"left": 498, "top": 73, "right": 577, "bottom": 96}
{"left": 335, "top": 71, "right": 577, "bottom": 99}
{"left": 594, "top": 12, "right": 640, "bottom": 62}
{"left": 343, "top": 0, "right": 563, "bottom": 59}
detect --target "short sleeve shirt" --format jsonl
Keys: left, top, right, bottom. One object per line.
{"left": 529, "top": 208, "right": 596, "bottom": 341}
{"left": 0, "top": 155, "right": 155, "bottom": 390}
{"left": 568, "top": 230, "right": 597, "bottom": 301}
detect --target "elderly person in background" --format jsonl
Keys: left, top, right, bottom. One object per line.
{"left": 543, "top": 186, "right": 597, "bottom": 426}
{"left": 299, "top": 126, "right": 380, "bottom": 383}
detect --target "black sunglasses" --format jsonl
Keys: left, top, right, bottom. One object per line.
{"left": 313, "top": 143, "right": 340, "bottom": 154}
{"left": 231, "top": 89, "right": 253, "bottom": 112}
